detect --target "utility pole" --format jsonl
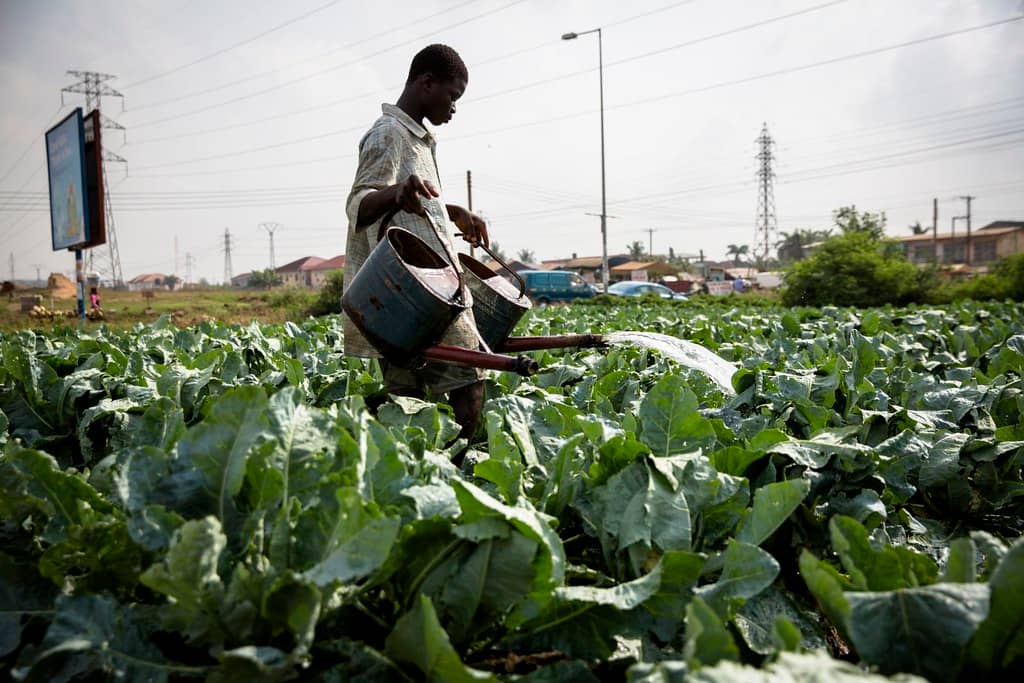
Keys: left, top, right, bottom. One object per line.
{"left": 223, "top": 228, "right": 233, "bottom": 285}
{"left": 646, "top": 228, "right": 655, "bottom": 258}
{"left": 959, "top": 195, "right": 975, "bottom": 266}
{"left": 260, "top": 222, "right": 281, "bottom": 270}
{"left": 32, "top": 263, "right": 43, "bottom": 287}
{"left": 932, "top": 198, "right": 938, "bottom": 266}
{"left": 61, "top": 70, "right": 126, "bottom": 287}
{"left": 753, "top": 123, "right": 778, "bottom": 265}
{"left": 951, "top": 216, "right": 966, "bottom": 264}
{"left": 185, "top": 253, "right": 195, "bottom": 285}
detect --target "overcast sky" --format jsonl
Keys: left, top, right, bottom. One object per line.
{"left": 2, "top": 0, "right": 1023, "bottom": 285}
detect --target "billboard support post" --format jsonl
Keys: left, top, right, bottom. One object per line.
{"left": 75, "top": 250, "right": 85, "bottom": 319}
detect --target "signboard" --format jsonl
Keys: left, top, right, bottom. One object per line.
{"left": 706, "top": 280, "right": 734, "bottom": 296}
{"left": 80, "top": 110, "right": 106, "bottom": 249}
{"left": 45, "top": 108, "right": 91, "bottom": 251}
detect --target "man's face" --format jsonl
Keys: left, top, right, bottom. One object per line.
{"left": 424, "top": 74, "right": 467, "bottom": 126}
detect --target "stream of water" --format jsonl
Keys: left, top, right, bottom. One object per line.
{"left": 603, "top": 331, "right": 737, "bottom": 394}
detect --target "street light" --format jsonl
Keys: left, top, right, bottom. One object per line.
{"left": 562, "top": 27, "right": 608, "bottom": 292}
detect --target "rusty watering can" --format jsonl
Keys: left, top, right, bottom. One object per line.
{"left": 342, "top": 216, "right": 605, "bottom": 377}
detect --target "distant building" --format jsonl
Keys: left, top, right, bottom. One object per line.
{"left": 551, "top": 254, "right": 631, "bottom": 284}
{"left": 231, "top": 272, "right": 252, "bottom": 288}
{"left": 276, "top": 256, "right": 325, "bottom": 288}
{"left": 609, "top": 260, "right": 679, "bottom": 283}
{"left": 307, "top": 255, "right": 346, "bottom": 288}
{"left": 128, "top": 273, "right": 169, "bottom": 291}
{"left": 897, "top": 220, "right": 1024, "bottom": 267}
{"left": 486, "top": 258, "right": 538, "bottom": 275}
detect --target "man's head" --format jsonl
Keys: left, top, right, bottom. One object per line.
{"left": 404, "top": 44, "right": 468, "bottom": 126}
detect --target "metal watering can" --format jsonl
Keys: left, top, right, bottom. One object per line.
{"left": 342, "top": 217, "right": 605, "bottom": 377}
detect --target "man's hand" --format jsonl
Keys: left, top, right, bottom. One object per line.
{"left": 396, "top": 174, "right": 439, "bottom": 217}
{"left": 447, "top": 204, "right": 489, "bottom": 248}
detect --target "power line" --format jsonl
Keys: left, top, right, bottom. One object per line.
{"left": 0, "top": 104, "right": 67, "bottom": 186}
{"left": 128, "top": 0, "right": 485, "bottom": 112}
{"left": 472, "top": 0, "right": 850, "bottom": 105}
{"left": 123, "top": 0, "right": 351, "bottom": 89}
{"left": 125, "top": 0, "right": 528, "bottom": 129}
{"left": 122, "top": 13, "right": 1023, "bottom": 177}
{"left": 126, "top": 0, "right": 697, "bottom": 124}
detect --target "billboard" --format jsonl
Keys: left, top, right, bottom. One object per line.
{"left": 45, "top": 108, "right": 91, "bottom": 250}
{"left": 80, "top": 109, "right": 106, "bottom": 249}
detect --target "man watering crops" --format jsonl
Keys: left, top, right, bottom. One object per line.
{"left": 343, "top": 44, "right": 488, "bottom": 457}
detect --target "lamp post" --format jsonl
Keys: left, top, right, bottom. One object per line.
{"left": 562, "top": 28, "right": 608, "bottom": 292}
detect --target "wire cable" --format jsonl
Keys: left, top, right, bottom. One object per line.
{"left": 123, "top": 0, "right": 351, "bottom": 89}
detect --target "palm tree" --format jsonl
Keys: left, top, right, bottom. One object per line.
{"left": 516, "top": 248, "right": 536, "bottom": 264}
{"left": 627, "top": 241, "right": 646, "bottom": 259}
{"left": 725, "top": 244, "right": 749, "bottom": 266}
{"left": 774, "top": 231, "right": 804, "bottom": 263}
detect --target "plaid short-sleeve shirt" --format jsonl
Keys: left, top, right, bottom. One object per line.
{"left": 342, "top": 103, "right": 480, "bottom": 360}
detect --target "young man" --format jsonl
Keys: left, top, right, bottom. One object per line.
{"left": 343, "top": 44, "right": 489, "bottom": 454}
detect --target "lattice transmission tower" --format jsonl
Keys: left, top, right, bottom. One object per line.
{"left": 260, "top": 222, "right": 281, "bottom": 270}
{"left": 753, "top": 123, "right": 778, "bottom": 264}
{"left": 61, "top": 70, "right": 126, "bottom": 287}
{"left": 223, "top": 228, "right": 233, "bottom": 284}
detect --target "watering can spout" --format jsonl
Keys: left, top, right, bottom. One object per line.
{"left": 497, "top": 334, "right": 607, "bottom": 353}
{"left": 421, "top": 344, "right": 539, "bottom": 376}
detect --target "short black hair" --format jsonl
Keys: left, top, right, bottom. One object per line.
{"left": 407, "top": 44, "right": 468, "bottom": 85}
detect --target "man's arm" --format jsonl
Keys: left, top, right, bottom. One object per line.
{"left": 446, "top": 204, "right": 489, "bottom": 247}
{"left": 356, "top": 175, "right": 440, "bottom": 228}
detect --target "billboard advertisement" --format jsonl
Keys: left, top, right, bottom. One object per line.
{"left": 81, "top": 109, "right": 106, "bottom": 249}
{"left": 45, "top": 108, "right": 91, "bottom": 251}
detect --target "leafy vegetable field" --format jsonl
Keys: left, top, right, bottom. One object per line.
{"left": 2, "top": 301, "right": 1022, "bottom": 681}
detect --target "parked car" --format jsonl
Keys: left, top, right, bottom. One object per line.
{"left": 606, "top": 281, "right": 687, "bottom": 300}
{"left": 518, "top": 270, "right": 597, "bottom": 304}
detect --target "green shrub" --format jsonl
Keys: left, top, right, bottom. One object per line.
{"left": 781, "top": 232, "right": 927, "bottom": 307}
{"left": 263, "top": 287, "right": 315, "bottom": 313}
{"left": 308, "top": 270, "right": 345, "bottom": 316}
{"left": 929, "top": 253, "right": 1024, "bottom": 303}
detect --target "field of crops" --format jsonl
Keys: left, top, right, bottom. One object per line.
{"left": 2, "top": 300, "right": 1022, "bottom": 682}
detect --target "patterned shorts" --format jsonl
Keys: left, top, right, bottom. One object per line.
{"left": 379, "top": 358, "right": 484, "bottom": 396}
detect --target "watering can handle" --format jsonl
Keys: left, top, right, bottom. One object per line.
{"left": 457, "top": 237, "right": 528, "bottom": 300}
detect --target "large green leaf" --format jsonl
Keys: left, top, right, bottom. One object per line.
{"left": 798, "top": 550, "right": 851, "bottom": 634}
{"left": 0, "top": 551, "right": 58, "bottom": 658}
{"left": 638, "top": 374, "right": 717, "bottom": 456}
{"left": 385, "top": 594, "right": 496, "bottom": 682}
{"left": 377, "top": 395, "right": 460, "bottom": 450}
{"left": 505, "top": 557, "right": 666, "bottom": 660}
{"left": 829, "top": 516, "right": 938, "bottom": 590}
{"left": 734, "top": 478, "right": 809, "bottom": 546}
{"left": 696, "top": 540, "right": 779, "bottom": 618}
{"left": 964, "top": 536, "right": 1024, "bottom": 675}
{"left": 0, "top": 445, "right": 114, "bottom": 541}
{"left": 18, "top": 595, "right": 199, "bottom": 683}
{"left": 139, "top": 516, "right": 228, "bottom": 643}
{"left": 295, "top": 487, "right": 400, "bottom": 587}
{"left": 683, "top": 595, "right": 739, "bottom": 668}
{"left": 846, "top": 583, "right": 990, "bottom": 682}
{"left": 452, "top": 480, "right": 565, "bottom": 596}
{"left": 176, "top": 385, "right": 271, "bottom": 526}
{"left": 632, "top": 650, "right": 930, "bottom": 682}
{"left": 436, "top": 533, "right": 540, "bottom": 644}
